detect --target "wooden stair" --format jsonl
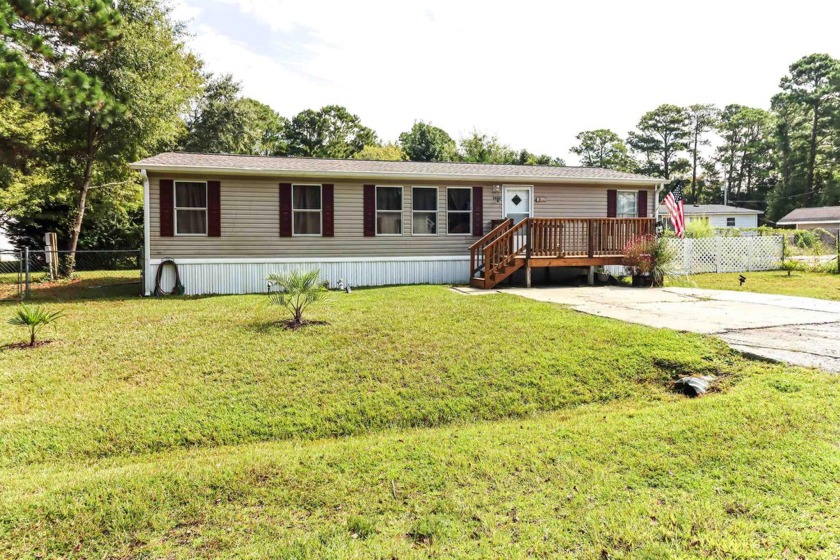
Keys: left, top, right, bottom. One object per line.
{"left": 470, "top": 257, "right": 524, "bottom": 289}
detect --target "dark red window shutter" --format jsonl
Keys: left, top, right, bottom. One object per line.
{"left": 472, "top": 186, "right": 483, "bottom": 236}
{"left": 607, "top": 189, "right": 617, "bottom": 217}
{"left": 637, "top": 190, "right": 648, "bottom": 217}
{"left": 322, "top": 184, "right": 334, "bottom": 237}
{"left": 363, "top": 184, "right": 375, "bottom": 237}
{"left": 279, "top": 183, "right": 292, "bottom": 237}
{"left": 207, "top": 180, "right": 221, "bottom": 236}
{"left": 159, "top": 179, "right": 174, "bottom": 237}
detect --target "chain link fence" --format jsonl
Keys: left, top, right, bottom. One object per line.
{"left": 0, "top": 249, "right": 142, "bottom": 301}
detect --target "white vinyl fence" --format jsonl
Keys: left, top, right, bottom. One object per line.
{"left": 665, "top": 236, "right": 783, "bottom": 274}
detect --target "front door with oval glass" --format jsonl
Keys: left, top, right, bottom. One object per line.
{"left": 504, "top": 187, "right": 532, "bottom": 225}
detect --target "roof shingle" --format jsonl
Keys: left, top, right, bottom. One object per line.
{"left": 130, "top": 152, "right": 664, "bottom": 184}
{"left": 777, "top": 206, "right": 840, "bottom": 224}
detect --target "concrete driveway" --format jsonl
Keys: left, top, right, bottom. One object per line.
{"left": 501, "top": 286, "right": 840, "bottom": 372}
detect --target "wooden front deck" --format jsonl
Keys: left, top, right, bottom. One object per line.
{"left": 469, "top": 217, "right": 655, "bottom": 289}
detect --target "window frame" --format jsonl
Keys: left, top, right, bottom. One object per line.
{"left": 446, "top": 186, "right": 473, "bottom": 236}
{"left": 375, "top": 185, "right": 404, "bottom": 236}
{"left": 726, "top": 217, "right": 736, "bottom": 227}
{"left": 173, "top": 179, "right": 208, "bottom": 237}
{"left": 411, "top": 186, "right": 439, "bottom": 236}
{"left": 616, "top": 190, "right": 639, "bottom": 218}
{"left": 291, "top": 183, "right": 323, "bottom": 237}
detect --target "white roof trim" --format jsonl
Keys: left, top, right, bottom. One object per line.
{"left": 131, "top": 164, "right": 664, "bottom": 186}
{"left": 777, "top": 220, "right": 840, "bottom": 225}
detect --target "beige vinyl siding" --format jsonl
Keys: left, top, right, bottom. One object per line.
{"left": 795, "top": 222, "right": 840, "bottom": 231}
{"left": 149, "top": 173, "right": 654, "bottom": 259}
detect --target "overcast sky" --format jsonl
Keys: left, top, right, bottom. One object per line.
{"left": 171, "top": 0, "right": 840, "bottom": 164}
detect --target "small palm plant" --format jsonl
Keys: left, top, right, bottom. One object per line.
{"left": 8, "top": 304, "right": 64, "bottom": 347}
{"left": 267, "top": 270, "right": 328, "bottom": 326}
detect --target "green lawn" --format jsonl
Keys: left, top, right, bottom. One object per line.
{"left": 1, "top": 286, "right": 838, "bottom": 558}
{"left": 672, "top": 270, "right": 840, "bottom": 301}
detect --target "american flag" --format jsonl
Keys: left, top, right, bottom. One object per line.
{"left": 663, "top": 181, "right": 686, "bottom": 238}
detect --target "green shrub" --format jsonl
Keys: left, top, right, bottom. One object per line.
{"left": 266, "top": 269, "right": 328, "bottom": 326}
{"left": 778, "top": 260, "right": 803, "bottom": 277}
{"left": 622, "top": 235, "right": 677, "bottom": 287}
{"left": 684, "top": 219, "right": 714, "bottom": 238}
{"left": 8, "top": 304, "right": 64, "bottom": 346}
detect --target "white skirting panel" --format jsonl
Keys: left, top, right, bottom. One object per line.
{"left": 146, "top": 257, "right": 471, "bottom": 296}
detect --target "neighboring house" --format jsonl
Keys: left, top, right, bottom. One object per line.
{"left": 777, "top": 206, "right": 840, "bottom": 232}
{"left": 657, "top": 204, "right": 762, "bottom": 229}
{"left": 0, "top": 226, "right": 14, "bottom": 261}
{"left": 130, "top": 153, "right": 664, "bottom": 295}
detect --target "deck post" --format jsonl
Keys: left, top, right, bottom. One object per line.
{"left": 587, "top": 265, "right": 595, "bottom": 286}
{"left": 525, "top": 262, "right": 532, "bottom": 288}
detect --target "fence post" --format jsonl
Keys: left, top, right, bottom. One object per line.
{"left": 747, "top": 237, "right": 753, "bottom": 272}
{"left": 24, "top": 247, "right": 31, "bottom": 300}
{"left": 836, "top": 228, "right": 839, "bottom": 274}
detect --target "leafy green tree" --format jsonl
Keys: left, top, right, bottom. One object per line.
{"left": 516, "top": 150, "right": 565, "bottom": 166}
{"left": 628, "top": 104, "right": 690, "bottom": 179}
{"left": 771, "top": 54, "right": 840, "bottom": 210}
{"left": 686, "top": 104, "right": 718, "bottom": 201}
{"left": 0, "top": 0, "right": 203, "bottom": 256}
{"left": 353, "top": 143, "right": 408, "bottom": 161}
{"left": 459, "top": 131, "right": 518, "bottom": 164}
{"left": 0, "top": 98, "right": 50, "bottom": 231}
{"left": 398, "top": 121, "right": 458, "bottom": 162}
{"left": 181, "top": 75, "right": 287, "bottom": 156}
{"left": 570, "top": 129, "right": 636, "bottom": 171}
{"left": 285, "top": 105, "right": 376, "bottom": 158}
{"left": 715, "top": 105, "right": 776, "bottom": 207}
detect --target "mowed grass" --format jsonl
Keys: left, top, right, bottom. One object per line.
{"left": 0, "top": 286, "right": 728, "bottom": 467}
{"left": 672, "top": 270, "right": 840, "bottom": 301}
{"left": 1, "top": 369, "right": 838, "bottom": 558}
{"left": 1, "top": 285, "right": 838, "bottom": 558}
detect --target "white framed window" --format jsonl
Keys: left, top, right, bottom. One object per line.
{"left": 726, "top": 217, "right": 736, "bottom": 227}
{"left": 292, "top": 184, "right": 322, "bottom": 236}
{"left": 376, "top": 186, "right": 403, "bottom": 235}
{"left": 616, "top": 190, "right": 638, "bottom": 218}
{"left": 446, "top": 187, "right": 472, "bottom": 235}
{"left": 412, "top": 186, "right": 438, "bottom": 235}
{"left": 174, "top": 180, "right": 207, "bottom": 235}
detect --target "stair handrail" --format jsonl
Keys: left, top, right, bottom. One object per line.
{"left": 484, "top": 218, "right": 530, "bottom": 279}
{"left": 470, "top": 219, "right": 512, "bottom": 276}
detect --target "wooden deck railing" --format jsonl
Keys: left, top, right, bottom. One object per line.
{"left": 470, "top": 217, "right": 655, "bottom": 279}
{"left": 530, "top": 217, "right": 655, "bottom": 258}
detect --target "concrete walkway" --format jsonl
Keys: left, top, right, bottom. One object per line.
{"left": 499, "top": 286, "right": 840, "bottom": 372}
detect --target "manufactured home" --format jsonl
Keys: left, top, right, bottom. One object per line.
{"left": 130, "top": 153, "right": 665, "bottom": 295}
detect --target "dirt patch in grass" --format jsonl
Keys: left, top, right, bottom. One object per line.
{"left": 280, "top": 319, "right": 329, "bottom": 330}
{"left": 2, "top": 340, "right": 54, "bottom": 350}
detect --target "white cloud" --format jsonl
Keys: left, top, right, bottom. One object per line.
{"left": 174, "top": 0, "right": 840, "bottom": 163}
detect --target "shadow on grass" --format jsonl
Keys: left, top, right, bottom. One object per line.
{"left": 247, "top": 319, "right": 330, "bottom": 333}
{"left": 0, "top": 274, "right": 142, "bottom": 304}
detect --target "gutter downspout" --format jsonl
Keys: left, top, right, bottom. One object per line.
{"left": 140, "top": 168, "right": 151, "bottom": 296}
{"left": 654, "top": 181, "right": 667, "bottom": 230}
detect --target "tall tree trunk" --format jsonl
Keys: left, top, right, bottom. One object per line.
{"left": 691, "top": 132, "right": 699, "bottom": 202}
{"left": 805, "top": 101, "right": 820, "bottom": 206}
{"left": 67, "top": 115, "right": 98, "bottom": 272}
